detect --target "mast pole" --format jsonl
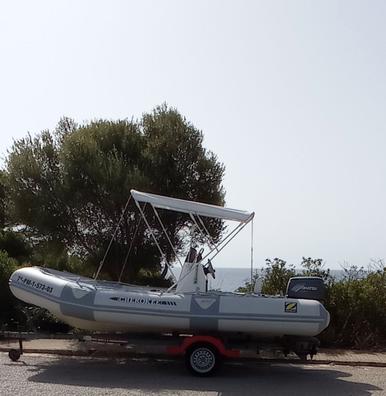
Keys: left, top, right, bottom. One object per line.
{"left": 250, "top": 218, "right": 254, "bottom": 292}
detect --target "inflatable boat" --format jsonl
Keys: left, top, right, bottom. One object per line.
{"left": 9, "top": 190, "right": 330, "bottom": 337}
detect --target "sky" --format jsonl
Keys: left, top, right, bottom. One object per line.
{"left": 0, "top": 0, "right": 385, "bottom": 270}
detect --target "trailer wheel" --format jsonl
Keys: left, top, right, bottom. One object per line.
{"left": 9, "top": 349, "right": 21, "bottom": 362}
{"left": 185, "top": 344, "right": 221, "bottom": 376}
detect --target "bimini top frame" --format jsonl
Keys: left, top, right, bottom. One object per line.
{"left": 131, "top": 189, "right": 255, "bottom": 290}
{"left": 94, "top": 189, "right": 255, "bottom": 290}
{"left": 131, "top": 190, "right": 253, "bottom": 223}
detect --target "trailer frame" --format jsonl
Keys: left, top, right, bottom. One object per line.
{"left": 1, "top": 330, "right": 319, "bottom": 376}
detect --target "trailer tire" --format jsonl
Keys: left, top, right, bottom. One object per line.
{"left": 9, "top": 349, "right": 21, "bottom": 362}
{"left": 185, "top": 343, "right": 221, "bottom": 376}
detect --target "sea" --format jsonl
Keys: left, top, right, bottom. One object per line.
{"left": 172, "top": 267, "right": 344, "bottom": 292}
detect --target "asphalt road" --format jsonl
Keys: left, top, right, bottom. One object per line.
{"left": 1, "top": 353, "right": 385, "bottom": 396}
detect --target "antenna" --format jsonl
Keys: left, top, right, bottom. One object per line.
{"left": 250, "top": 218, "right": 254, "bottom": 290}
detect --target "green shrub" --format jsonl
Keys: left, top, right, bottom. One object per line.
{"left": 322, "top": 266, "right": 386, "bottom": 348}
{"left": 22, "top": 306, "right": 71, "bottom": 333}
{"left": 236, "top": 258, "right": 386, "bottom": 348}
{"left": 236, "top": 258, "right": 295, "bottom": 295}
{"left": 261, "top": 258, "right": 296, "bottom": 295}
{"left": 0, "top": 250, "right": 19, "bottom": 325}
{"left": 300, "top": 257, "right": 332, "bottom": 284}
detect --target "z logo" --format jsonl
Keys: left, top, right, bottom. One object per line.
{"left": 285, "top": 302, "right": 297, "bottom": 313}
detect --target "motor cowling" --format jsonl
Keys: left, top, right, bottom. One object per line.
{"left": 286, "top": 276, "right": 326, "bottom": 301}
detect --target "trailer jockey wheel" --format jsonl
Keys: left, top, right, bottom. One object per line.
{"left": 9, "top": 349, "right": 21, "bottom": 362}
{"left": 185, "top": 344, "right": 221, "bottom": 376}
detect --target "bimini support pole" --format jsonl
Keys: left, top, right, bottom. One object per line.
{"left": 201, "top": 214, "right": 254, "bottom": 263}
{"left": 165, "top": 214, "right": 253, "bottom": 294}
{"left": 134, "top": 199, "right": 177, "bottom": 283}
{"left": 190, "top": 214, "right": 220, "bottom": 253}
{"left": 152, "top": 205, "right": 183, "bottom": 268}
{"left": 94, "top": 196, "right": 132, "bottom": 280}
{"left": 118, "top": 214, "right": 143, "bottom": 282}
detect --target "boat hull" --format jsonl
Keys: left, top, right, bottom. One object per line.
{"left": 9, "top": 267, "right": 330, "bottom": 337}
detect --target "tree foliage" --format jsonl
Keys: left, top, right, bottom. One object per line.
{"left": 0, "top": 171, "right": 8, "bottom": 228}
{"left": 0, "top": 230, "right": 32, "bottom": 263}
{"left": 6, "top": 105, "right": 225, "bottom": 282}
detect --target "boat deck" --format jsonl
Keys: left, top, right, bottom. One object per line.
{"left": 39, "top": 267, "right": 253, "bottom": 297}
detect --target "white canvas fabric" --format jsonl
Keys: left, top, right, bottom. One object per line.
{"left": 131, "top": 190, "right": 254, "bottom": 223}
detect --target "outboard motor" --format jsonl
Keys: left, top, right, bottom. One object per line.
{"left": 286, "top": 276, "right": 326, "bottom": 301}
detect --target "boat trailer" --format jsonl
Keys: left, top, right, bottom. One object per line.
{"left": 1, "top": 331, "right": 319, "bottom": 376}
